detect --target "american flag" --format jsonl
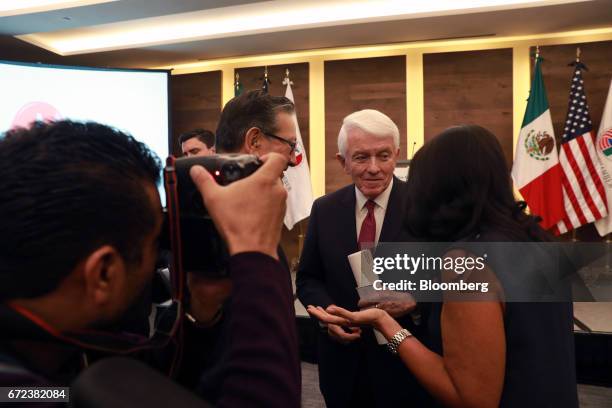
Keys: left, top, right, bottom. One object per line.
{"left": 553, "top": 63, "right": 608, "bottom": 235}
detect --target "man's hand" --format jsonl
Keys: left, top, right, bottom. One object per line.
{"left": 327, "top": 323, "right": 361, "bottom": 345}
{"left": 187, "top": 273, "right": 232, "bottom": 324}
{"left": 190, "top": 153, "right": 287, "bottom": 259}
{"left": 306, "top": 305, "right": 361, "bottom": 344}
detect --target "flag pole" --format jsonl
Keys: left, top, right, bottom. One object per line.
{"left": 570, "top": 46, "right": 582, "bottom": 244}
{"left": 605, "top": 233, "right": 612, "bottom": 276}
{"left": 297, "top": 221, "right": 305, "bottom": 260}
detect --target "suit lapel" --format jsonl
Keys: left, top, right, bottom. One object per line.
{"left": 338, "top": 185, "right": 358, "bottom": 253}
{"left": 379, "top": 177, "right": 406, "bottom": 242}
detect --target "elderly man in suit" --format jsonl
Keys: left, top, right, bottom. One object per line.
{"left": 297, "top": 109, "right": 429, "bottom": 407}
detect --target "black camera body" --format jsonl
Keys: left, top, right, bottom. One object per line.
{"left": 163, "top": 154, "right": 261, "bottom": 278}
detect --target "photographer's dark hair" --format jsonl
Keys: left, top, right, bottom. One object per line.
{"left": 404, "top": 125, "right": 551, "bottom": 242}
{"left": 0, "top": 120, "right": 162, "bottom": 301}
{"left": 178, "top": 128, "right": 215, "bottom": 148}
{"left": 215, "top": 90, "right": 294, "bottom": 153}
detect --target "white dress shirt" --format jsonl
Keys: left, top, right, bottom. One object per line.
{"left": 355, "top": 178, "right": 393, "bottom": 245}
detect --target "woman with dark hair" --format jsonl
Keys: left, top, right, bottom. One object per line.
{"left": 309, "top": 125, "right": 578, "bottom": 408}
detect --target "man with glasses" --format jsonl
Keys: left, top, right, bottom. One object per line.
{"left": 189, "top": 90, "right": 297, "bottom": 329}
{"left": 189, "top": 90, "right": 297, "bottom": 403}
{"left": 215, "top": 90, "right": 297, "bottom": 168}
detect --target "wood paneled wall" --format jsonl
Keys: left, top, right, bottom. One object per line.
{"left": 235, "top": 63, "right": 310, "bottom": 156}
{"left": 170, "top": 71, "right": 222, "bottom": 156}
{"left": 324, "top": 56, "right": 407, "bottom": 194}
{"left": 533, "top": 41, "right": 612, "bottom": 241}
{"left": 424, "top": 49, "right": 514, "bottom": 166}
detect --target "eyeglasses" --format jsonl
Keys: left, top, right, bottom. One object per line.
{"left": 263, "top": 132, "right": 297, "bottom": 154}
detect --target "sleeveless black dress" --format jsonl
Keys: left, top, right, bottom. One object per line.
{"left": 426, "top": 230, "right": 579, "bottom": 408}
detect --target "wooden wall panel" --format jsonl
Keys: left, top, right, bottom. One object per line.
{"left": 533, "top": 41, "right": 612, "bottom": 241}
{"left": 235, "top": 63, "right": 310, "bottom": 156}
{"left": 170, "top": 71, "right": 221, "bottom": 156}
{"left": 324, "top": 56, "right": 407, "bottom": 194}
{"left": 424, "top": 49, "right": 514, "bottom": 166}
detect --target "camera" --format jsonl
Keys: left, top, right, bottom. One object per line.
{"left": 162, "top": 154, "right": 262, "bottom": 278}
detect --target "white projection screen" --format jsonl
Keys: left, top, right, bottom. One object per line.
{"left": 0, "top": 60, "right": 170, "bottom": 203}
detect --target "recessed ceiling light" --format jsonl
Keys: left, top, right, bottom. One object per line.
{"left": 15, "top": 0, "right": 592, "bottom": 55}
{"left": 0, "top": 0, "right": 117, "bottom": 18}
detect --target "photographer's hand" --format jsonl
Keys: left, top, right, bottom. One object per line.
{"left": 190, "top": 153, "right": 288, "bottom": 260}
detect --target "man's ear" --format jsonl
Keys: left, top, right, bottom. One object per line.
{"left": 336, "top": 153, "right": 348, "bottom": 174}
{"left": 82, "top": 245, "right": 127, "bottom": 306}
{"left": 244, "top": 127, "right": 261, "bottom": 154}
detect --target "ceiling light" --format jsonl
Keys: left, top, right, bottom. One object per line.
{"left": 0, "top": 0, "right": 117, "bottom": 18}
{"left": 15, "top": 0, "right": 591, "bottom": 55}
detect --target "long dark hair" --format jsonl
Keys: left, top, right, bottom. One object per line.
{"left": 404, "top": 125, "right": 552, "bottom": 242}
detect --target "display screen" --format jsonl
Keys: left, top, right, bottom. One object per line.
{"left": 0, "top": 60, "right": 170, "bottom": 204}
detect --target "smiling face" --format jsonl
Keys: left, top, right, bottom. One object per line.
{"left": 337, "top": 128, "right": 399, "bottom": 199}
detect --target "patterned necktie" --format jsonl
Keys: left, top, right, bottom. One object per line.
{"left": 358, "top": 200, "right": 376, "bottom": 248}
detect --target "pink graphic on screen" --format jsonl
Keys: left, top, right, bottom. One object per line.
{"left": 11, "top": 102, "right": 63, "bottom": 129}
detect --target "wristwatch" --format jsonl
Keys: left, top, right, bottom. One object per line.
{"left": 387, "top": 328, "right": 412, "bottom": 354}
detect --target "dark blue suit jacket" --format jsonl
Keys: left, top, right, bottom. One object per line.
{"left": 296, "top": 178, "right": 431, "bottom": 407}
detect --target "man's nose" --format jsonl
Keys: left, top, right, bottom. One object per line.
{"left": 287, "top": 150, "right": 297, "bottom": 167}
{"left": 366, "top": 156, "right": 380, "bottom": 173}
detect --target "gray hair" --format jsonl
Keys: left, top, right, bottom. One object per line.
{"left": 337, "top": 109, "right": 400, "bottom": 157}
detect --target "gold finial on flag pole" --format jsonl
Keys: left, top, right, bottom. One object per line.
{"left": 235, "top": 73, "right": 239, "bottom": 81}
{"left": 576, "top": 47, "right": 581, "bottom": 62}
{"left": 535, "top": 45, "right": 540, "bottom": 60}
{"left": 283, "top": 68, "right": 293, "bottom": 86}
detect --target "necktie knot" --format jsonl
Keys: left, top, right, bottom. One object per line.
{"left": 365, "top": 200, "right": 376, "bottom": 213}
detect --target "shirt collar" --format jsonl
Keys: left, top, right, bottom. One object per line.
{"left": 355, "top": 178, "right": 394, "bottom": 211}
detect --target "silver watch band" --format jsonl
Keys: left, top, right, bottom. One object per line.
{"left": 386, "top": 328, "right": 412, "bottom": 354}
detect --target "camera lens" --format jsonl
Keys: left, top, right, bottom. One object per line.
{"left": 222, "top": 163, "right": 242, "bottom": 183}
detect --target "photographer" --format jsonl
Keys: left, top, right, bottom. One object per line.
{"left": 0, "top": 120, "right": 300, "bottom": 407}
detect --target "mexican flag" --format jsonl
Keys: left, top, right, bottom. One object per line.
{"left": 594, "top": 80, "right": 612, "bottom": 236}
{"left": 511, "top": 56, "right": 564, "bottom": 229}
